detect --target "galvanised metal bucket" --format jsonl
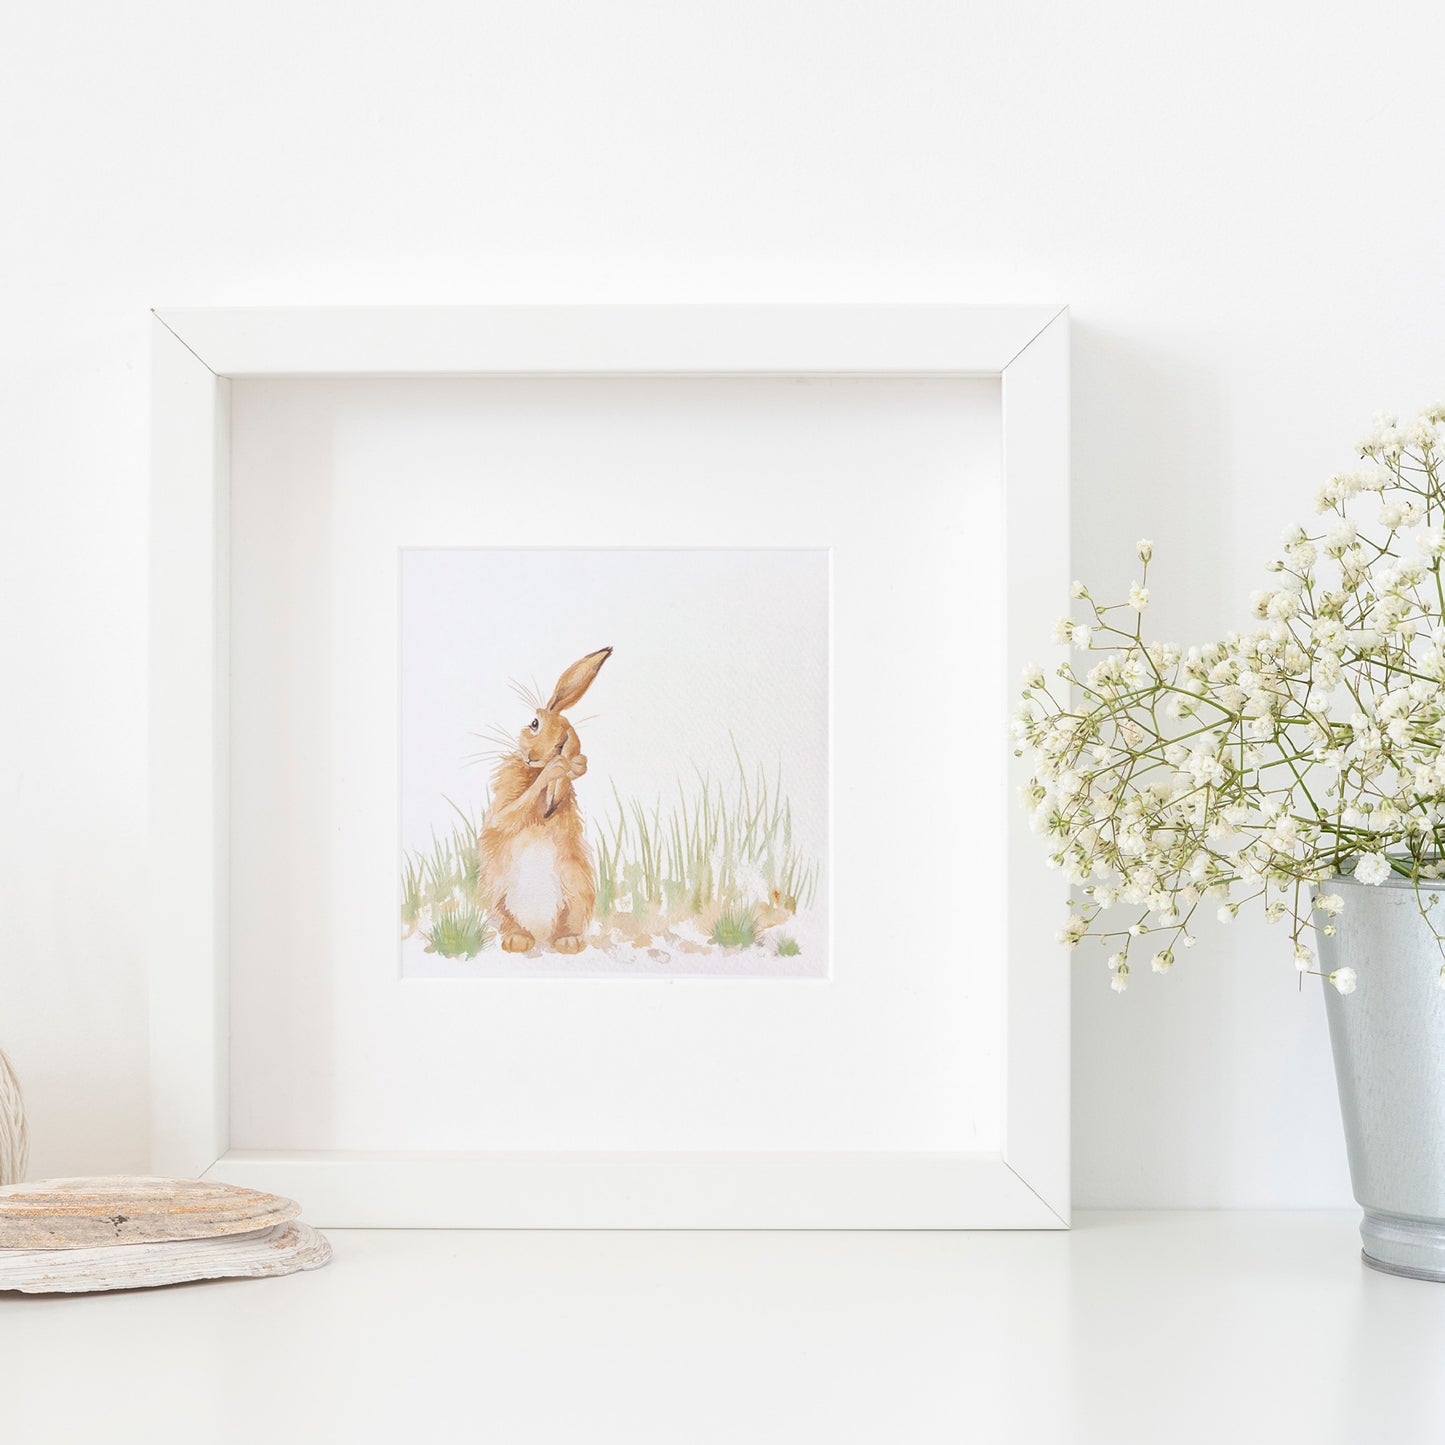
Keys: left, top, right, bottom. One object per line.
{"left": 1317, "top": 874, "right": 1445, "bottom": 1280}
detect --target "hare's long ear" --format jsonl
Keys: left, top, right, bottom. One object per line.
{"left": 547, "top": 647, "right": 612, "bottom": 712}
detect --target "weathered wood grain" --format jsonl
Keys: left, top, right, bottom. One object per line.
{"left": 0, "top": 1176, "right": 300, "bottom": 1249}
{"left": 0, "top": 1220, "right": 332, "bottom": 1293}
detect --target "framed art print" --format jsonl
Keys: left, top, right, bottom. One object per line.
{"left": 149, "top": 305, "right": 1070, "bottom": 1228}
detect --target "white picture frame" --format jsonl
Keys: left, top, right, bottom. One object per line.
{"left": 150, "top": 304, "right": 1070, "bottom": 1228}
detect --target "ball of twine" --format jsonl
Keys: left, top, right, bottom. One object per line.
{"left": 0, "top": 1045, "right": 28, "bottom": 1186}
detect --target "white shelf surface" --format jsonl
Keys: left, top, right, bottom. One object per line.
{"left": 3, "top": 1212, "right": 1443, "bottom": 1443}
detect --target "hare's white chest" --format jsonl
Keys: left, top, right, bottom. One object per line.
{"left": 504, "top": 832, "right": 563, "bottom": 939}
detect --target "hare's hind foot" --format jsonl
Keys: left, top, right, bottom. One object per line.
{"left": 501, "top": 931, "right": 535, "bottom": 953}
{"left": 553, "top": 934, "right": 586, "bottom": 955}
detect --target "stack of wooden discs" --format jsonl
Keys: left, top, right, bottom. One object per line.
{"left": 0, "top": 1177, "right": 331, "bottom": 1293}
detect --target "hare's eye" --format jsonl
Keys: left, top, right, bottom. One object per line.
{"left": 529, "top": 718, "right": 540, "bottom": 733}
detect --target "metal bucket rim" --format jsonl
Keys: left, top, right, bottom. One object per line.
{"left": 1326, "top": 871, "right": 1445, "bottom": 891}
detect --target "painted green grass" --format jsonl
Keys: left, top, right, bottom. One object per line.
{"left": 710, "top": 901, "right": 760, "bottom": 948}
{"left": 401, "top": 854, "right": 425, "bottom": 935}
{"left": 422, "top": 900, "right": 491, "bottom": 959}
{"left": 402, "top": 752, "right": 820, "bottom": 953}
{"left": 402, "top": 797, "right": 485, "bottom": 945}
{"left": 595, "top": 746, "right": 820, "bottom": 928}
{"left": 775, "top": 934, "right": 801, "bottom": 957}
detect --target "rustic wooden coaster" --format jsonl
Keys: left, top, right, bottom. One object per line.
{"left": 0, "top": 1220, "right": 332, "bottom": 1293}
{"left": 0, "top": 1177, "right": 301, "bottom": 1249}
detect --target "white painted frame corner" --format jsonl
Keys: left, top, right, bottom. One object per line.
{"left": 149, "top": 305, "right": 1070, "bottom": 1229}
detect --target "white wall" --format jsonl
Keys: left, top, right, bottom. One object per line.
{"left": 4, "top": 0, "right": 1440, "bottom": 1204}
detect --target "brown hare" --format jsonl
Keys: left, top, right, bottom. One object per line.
{"left": 478, "top": 647, "right": 612, "bottom": 954}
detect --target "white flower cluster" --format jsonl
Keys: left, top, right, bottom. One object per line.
{"left": 1014, "top": 406, "right": 1445, "bottom": 992}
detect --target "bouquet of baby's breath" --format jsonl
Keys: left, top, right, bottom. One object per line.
{"left": 1013, "top": 404, "right": 1445, "bottom": 994}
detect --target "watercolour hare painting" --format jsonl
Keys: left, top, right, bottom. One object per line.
{"left": 478, "top": 646, "right": 612, "bottom": 954}
{"left": 401, "top": 546, "right": 829, "bottom": 978}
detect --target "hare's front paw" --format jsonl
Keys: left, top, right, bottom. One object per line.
{"left": 539, "top": 756, "right": 572, "bottom": 787}
{"left": 501, "top": 931, "right": 535, "bottom": 953}
{"left": 553, "top": 934, "right": 586, "bottom": 954}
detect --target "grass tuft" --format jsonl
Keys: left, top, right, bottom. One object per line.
{"left": 422, "top": 901, "right": 490, "bottom": 959}
{"left": 775, "top": 934, "right": 801, "bottom": 957}
{"left": 711, "top": 901, "right": 759, "bottom": 949}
